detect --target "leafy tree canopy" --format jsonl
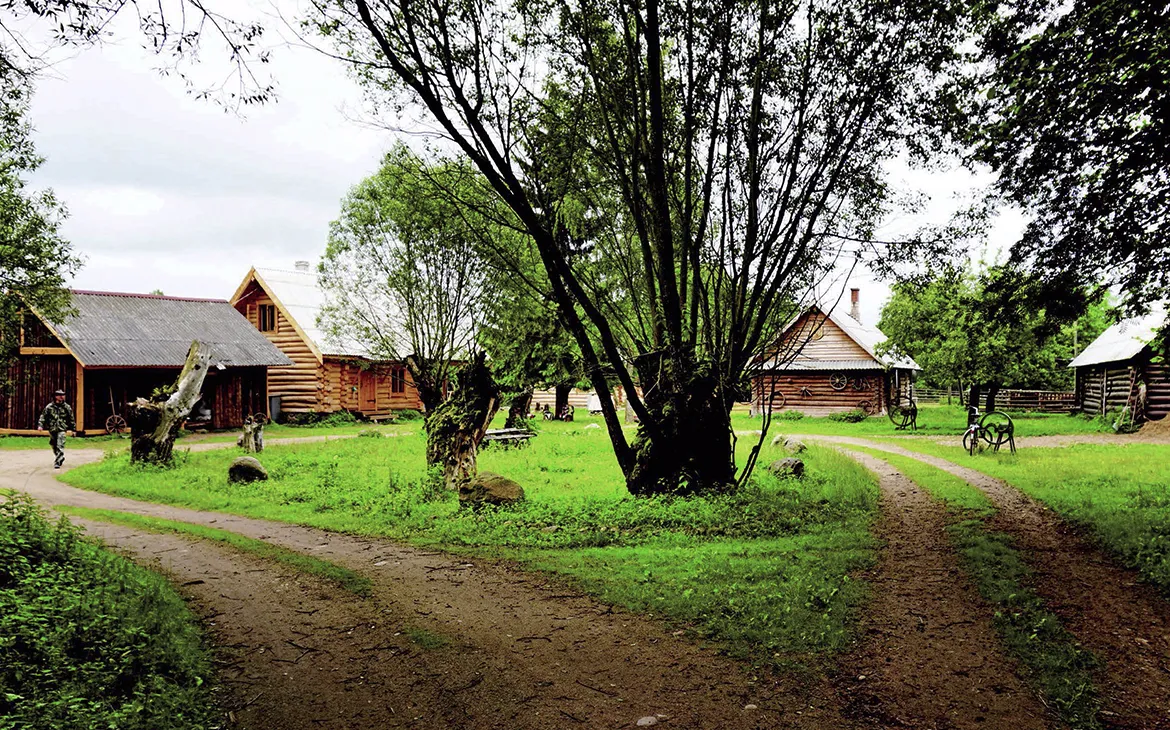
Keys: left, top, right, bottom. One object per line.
{"left": 970, "top": 0, "right": 1170, "bottom": 326}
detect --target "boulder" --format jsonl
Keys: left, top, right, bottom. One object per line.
{"left": 784, "top": 437, "right": 807, "bottom": 453}
{"left": 767, "top": 457, "right": 805, "bottom": 479}
{"left": 228, "top": 456, "right": 268, "bottom": 483}
{"left": 459, "top": 472, "right": 526, "bottom": 507}
{"left": 770, "top": 432, "right": 785, "bottom": 447}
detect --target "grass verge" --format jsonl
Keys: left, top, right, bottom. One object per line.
{"left": 63, "top": 428, "right": 878, "bottom": 666}
{"left": 0, "top": 491, "right": 214, "bottom": 730}
{"left": 847, "top": 447, "right": 1102, "bottom": 729}
{"left": 880, "top": 440, "right": 1170, "bottom": 594}
{"left": 58, "top": 507, "right": 372, "bottom": 597}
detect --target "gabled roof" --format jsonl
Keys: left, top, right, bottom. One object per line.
{"left": 758, "top": 305, "right": 920, "bottom": 371}
{"left": 232, "top": 267, "right": 369, "bottom": 359}
{"left": 44, "top": 290, "right": 293, "bottom": 368}
{"left": 1068, "top": 305, "right": 1166, "bottom": 368}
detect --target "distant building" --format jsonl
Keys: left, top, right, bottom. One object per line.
{"left": 751, "top": 289, "right": 919, "bottom": 417}
{"left": 1068, "top": 306, "right": 1168, "bottom": 420}
{"left": 1, "top": 290, "right": 291, "bottom": 434}
{"left": 230, "top": 263, "right": 425, "bottom": 421}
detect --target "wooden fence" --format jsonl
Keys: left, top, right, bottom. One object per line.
{"left": 914, "top": 387, "right": 1076, "bottom": 413}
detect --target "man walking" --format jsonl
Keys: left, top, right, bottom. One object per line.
{"left": 37, "top": 389, "right": 74, "bottom": 469}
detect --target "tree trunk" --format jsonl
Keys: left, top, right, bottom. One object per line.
{"left": 240, "top": 417, "right": 264, "bottom": 453}
{"left": 966, "top": 383, "right": 981, "bottom": 424}
{"left": 504, "top": 387, "right": 533, "bottom": 429}
{"left": 404, "top": 354, "right": 446, "bottom": 413}
{"left": 984, "top": 383, "right": 1000, "bottom": 413}
{"left": 424, "top": 353, "right": 500, "bottom": 491}
{"left": 625, "top": 348, "right": 735, "bottom": 496}
{"left": 127, "top": 341, "right": 211, "bottom": 465}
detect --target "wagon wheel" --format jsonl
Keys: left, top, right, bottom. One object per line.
{"left": 857, "top": 399, "right": 880, "bottom": 416}
{"left": 252, "top": 412, "right": 270, "bottom": 425}
{"left": 887, "top": 400, "right": 918, "bottom": 430}
{"left": 978, "top": 411, "right": 1016, "bottom": 454}
{"left": 768, "top": 390, "right": 788, "bottom": 409}
{"left": 851, "top": 377, "right": 870, "bottom": 391}
{"left": 829, "top": 372, "right": 848, "bottom": 391}
{"left": 105, "top": 414, "right": 128, "bottom": 436}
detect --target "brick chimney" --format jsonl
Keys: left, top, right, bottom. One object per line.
{"left": 294, "top": 260, "right": 311, "bottom": 273}
{"left": 849, "top": 288, "right": 861, "bottom": 323}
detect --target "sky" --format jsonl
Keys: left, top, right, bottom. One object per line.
{"left": 24, "top": 2, "right": 1024, "bottom": 329}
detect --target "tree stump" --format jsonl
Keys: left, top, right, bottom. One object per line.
{"left": 240, "top": 416, "right": 264, "bottom": 453}
{"left": 127, "top": 341, "right": 212, "bottom": 465}
{"left": 425, "top": 352, "right": 500, "bottom": 491}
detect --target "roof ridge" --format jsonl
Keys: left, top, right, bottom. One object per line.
{"left": 71, "top": 289, "right": 228, "bottom": 304}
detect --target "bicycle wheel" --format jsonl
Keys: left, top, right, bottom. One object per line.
{"left": 963, "top": 430, "right": 979, "bottom": 455}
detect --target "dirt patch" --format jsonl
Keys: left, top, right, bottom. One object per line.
{"left": 1139, "top": 416, "right": 1170, "bottom": 440}
{"left": 816, "top": 437, "right": 1170, "bottom": 730}
{"left": 833, "top": 451, "right": 1051, "bottom": 730}
{"left": 4, "top": 449, "right": 859, "bottom": 730}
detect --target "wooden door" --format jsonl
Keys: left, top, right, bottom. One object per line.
{"left": 359, "top": 370, "right": 377, "bottom": 413}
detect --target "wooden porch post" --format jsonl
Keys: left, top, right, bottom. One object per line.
{"left": 74, "top": 361, "right": 85, "bottom": 433}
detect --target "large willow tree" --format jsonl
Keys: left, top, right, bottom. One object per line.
{"left": 307, "top": 0, "right": 974, "bottom": 495}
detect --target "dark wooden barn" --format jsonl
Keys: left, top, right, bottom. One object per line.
{"left": 752, "top": 291, "right": 919, "bottom": 417}
{"left": 1068, "top": 307, "right": 1168, "bottom": 421}
{"left": 1, "top": 290, "right": 293, "bottom": 435}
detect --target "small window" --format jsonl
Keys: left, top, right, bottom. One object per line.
{"left": 258, "top": 304, "right": 277, "bottom": 332}
{"left": 391, "top": 367, "right": 406, "bottom": 394}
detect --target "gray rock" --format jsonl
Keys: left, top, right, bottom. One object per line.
{"left": 770, "top": 432, "right": 785, "bottom": 447}
{"left": 784, "top": 437, "right": 807, "bottom": 453}
{"left": 228, "top": 456, "right": 268, "bottom": 483}
{"left": 636, "top": 718, "right": 659, "bottom": 727}
{"left": 459, "top": 472, "right": 526, "bottom": 506}
{"left": 767, "top": 457, "right": 805, "bottom": 479}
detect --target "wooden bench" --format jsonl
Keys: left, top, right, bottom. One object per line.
{"left": 482, "top": 428, "right": 536, "bottom": 447}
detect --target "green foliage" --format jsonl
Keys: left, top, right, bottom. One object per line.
{"left": 971, "top": 0, "right": 1170, "bottom": 325}
{"left": 0, "top": 491, "right": 214, "bottom": 730}
{"left": 878, "top": 266, "right": 1112, "bottom": 391}
{"left": 827, "top": 409, "right": 868, "bottom": 423}
{"left": 394, "top": 409, "right": 423, "bottom": 422}
{"left": 281, "top": 410, "right": 358, "bottom": 427}
{"left": 775, "top": 410, "right": 805, "bottom": 421}
{"left": 357, "top": 429, "right": 384, "bottom": 439}
{"left": 57, "top": 507, "right": 372, "bottom": 597}
{"left": 0, "top": 71, "right": 80, "bottom": 378}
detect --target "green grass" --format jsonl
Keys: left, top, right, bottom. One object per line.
{"left": 62, "top": 422, "right": 879, "bottom": 665}
{"left": 881, "top": 440, "right": 1170, "bottom": 594}
{"left": 0, "top": 491, "right": 215, "bottom": 730}
{"left": 847, "top": 449, "right": 1102, "bottom": 729}
{"left": 57, "top": 507, "right": 372, "bottom": 597}
{"left": 735, "top": 403, "right": 1109, "bottom": 438}
{"left": 404, "top": 627, "right": 450, "bottom": 650}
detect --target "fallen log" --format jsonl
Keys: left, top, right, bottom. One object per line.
{"left": 127, "top": 341, "right": 212, "bottom": 465}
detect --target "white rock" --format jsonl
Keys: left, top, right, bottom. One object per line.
{"left": 636, "top": 717, "right": 658, "bottom": 727}
{"left": 584, "top": 423, "right": 601, "bottom": 430}
{"left": 744, "top": 704, "right": 758, "bottom": 710}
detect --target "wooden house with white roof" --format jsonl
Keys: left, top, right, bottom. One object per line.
{"left": 1068, "top": 306, "right": 1168, "bottom": 420}
{"left": 752, "top": 289, "right": 919, "bottom": 417}
{"left": 230, "top": 263, "right": 424, "bottom": 420}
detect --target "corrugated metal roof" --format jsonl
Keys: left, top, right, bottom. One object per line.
{"left": 49, "top": 291, "right": 294, "bottom": 368}
{"left": 253, "top": 268, "right": 371, "bottom": 358}
{"left": 1068, "top": 305, "right": 1166, "bottom": 368}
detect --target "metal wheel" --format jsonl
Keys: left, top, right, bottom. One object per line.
{"left": 252, "top": 412, "right": 269, "bottom": 425}
{"left": 963, "top": 429, "right": 979, "bottom": 456}
{"left": 857, "top": 399, "right": 879, "bottom": 416}
{"left": 978, "top": 411, "right": 1016, "bottom": 453}
{"left": 105, "top": 414, "right": 128, "bottom": 436}
{"left": 888, "top": 400, "right": 917, "bottom": 430}
{"left": 851, "top": 377, "right": 870, "bottom": 391}
{"left": 768, "top": 390, "right": 788, "bottom": 410}
{"left": 829, "top": 372, "right": 848, "bottom": 391}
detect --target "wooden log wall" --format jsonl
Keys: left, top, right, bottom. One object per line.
{"left": 531, "top": 388, "right": 592, "bottom": 410}
{"left": 1077, "top": 365, "right": 1134, "bottom": 416}
{"left": 766, "top": 311, "right": 875, "bottom": 363}
{"left": 0, "top": 355, "right": 77, "bottom": 431}
{"left": 234, "top": 286, "right": 323, "bottom": 414}
{"left": 1143, "top": 362, "right": 1169, "bottom": 420}
{"left": 752, "top": 370, "right": 888, "bottom": 417}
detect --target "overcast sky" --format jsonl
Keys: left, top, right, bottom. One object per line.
{"left": 24, "top": 2, "right": 1023, "bottom": 328}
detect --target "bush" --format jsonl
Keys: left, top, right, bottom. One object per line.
{"left": 828, "top": 409, "right": 869, "bottom": 423}
{"left": 394, "top": 409, "right": 424, "bottom": 422}
{"left": 357, "top": 429, "right": 384, "bottom": 439}
{"left": 0, "top": 491, "right": 215, "bottom": 730}
{"left": 281, "top": 410, "right": 360, "bottom": 428}
{"left": 775, "top": 410, "right": 805, "bottom": 421}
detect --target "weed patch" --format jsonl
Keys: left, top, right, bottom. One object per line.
{"left": 0, "top": 491, "right": 214, "bottom": 730}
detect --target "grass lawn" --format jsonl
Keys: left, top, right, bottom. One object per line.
{"left": 733, "top": 402, "right": 1111, "bottom": 439}
{"left": 63, "top": 417, "right": 878, "bottom": 664}
{"left": 879, "top": 440, "right": 1170, "bottom": 595}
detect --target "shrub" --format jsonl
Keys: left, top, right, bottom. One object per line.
{"left": 281, "top": 410, "right": 360, "bottom": 428}
{"left": 394, "top": 409, "right": 424, "bottom": 422}
{"left": 775, "top": 410, "right": 805, "bottom": 421}
{"left": 828, "top": 409, "right": 869, "bottom": 423}
{"left": 357, "top": 429, "right": 384, "bottom": 438}
{"left": 0, "top": 491, "right": 215, "bottom": 730}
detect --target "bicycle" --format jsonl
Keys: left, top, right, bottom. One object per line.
{"left": 962, "top": 405, "right": 1016, "bottom": 455}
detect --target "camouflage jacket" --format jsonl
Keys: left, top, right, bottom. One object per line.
{"left": 38, "top": 401, "right": 74, "bottom": 432}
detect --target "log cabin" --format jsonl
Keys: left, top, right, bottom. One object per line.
{"left": 751, "top": 290, "right": 919, "bottom": 417}
{"left": 230, "top": 263, "right": 425, "bottom": 420}
{"left": 0, "top": 290, "right": 293, "bottom": 435}
{"left": 1068, "top": 306, "right": 1168, "bottom": 421}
